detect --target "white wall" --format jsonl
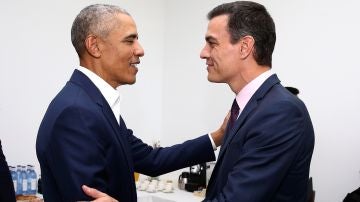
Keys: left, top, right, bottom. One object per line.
{"left": 266, "top": 1, "right": 360, "bottom": 201}
{"left": 1, "top": 0, "right": 360, "bottom": 201}
{"left": 162, "top": 0, "right": 360, "bottom": 201}
{"left": 0, "top": 0, "right": 164, "bottom": 175}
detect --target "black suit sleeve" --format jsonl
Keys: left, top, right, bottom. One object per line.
{"left": 0, "top": 141, "right": 16, "bottom": 202}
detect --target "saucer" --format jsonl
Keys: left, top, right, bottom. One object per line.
{"left": 162, "top": 189, "right": 173, "bottom": 193}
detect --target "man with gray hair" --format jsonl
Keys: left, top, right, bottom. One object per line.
{"left": 36, "top": 4, "right": 227, "bottom": 202}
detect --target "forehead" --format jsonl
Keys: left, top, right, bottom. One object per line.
{"left": 206, "top": 14, "right": 230, "bottom": 38}
{"left": 111, "top": 13, "right": 137, "bottom": 35}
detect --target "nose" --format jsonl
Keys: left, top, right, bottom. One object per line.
{"left": 200, "top": 44, "right": 209, "bottom": 59}
{"left": 134, "top": 41, "right": 144, "bottom": 57}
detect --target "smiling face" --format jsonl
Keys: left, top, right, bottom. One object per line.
{"left": 96, "top": 13, "right": 144, "bottom": 88}
{"left": 200, "top": 15, "right": 243, "bottom": 85}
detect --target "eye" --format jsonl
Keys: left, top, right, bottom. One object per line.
{"left": 122, "top": 36, "right": 137, "bottom": 45}
{"left": 208, "top": 41, "right": 216, "bottom": 48}
{"left": 124, "top": 39, "right": 134, "bottom": 44}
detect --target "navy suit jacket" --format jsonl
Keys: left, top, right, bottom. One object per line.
{"left": 205, "top": 75, "right": 315, "bottom": 202}
{"left": 0, "top": 140, "right": 16, "bottom": 202}
{"left": 36, "top": 70, "right": 215, "bottom": 202}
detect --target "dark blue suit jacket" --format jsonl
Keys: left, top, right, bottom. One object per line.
{"left": 0, "top": 140, "right": 16, "bottom": 202}
{"left": 205, "top": 75, "right": 315, "bottom": 202}
{"left": 36, "top": 70, "right": 215, "bottom": 202}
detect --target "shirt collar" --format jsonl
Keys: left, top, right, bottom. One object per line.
{"left": 236, "top": 70, "right": 274, "bottom": 113}
{"left": 77, "top": 66, "right": 121, "bottom": 109}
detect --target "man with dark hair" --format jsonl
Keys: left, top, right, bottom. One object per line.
{"left": 0, "top": 140, "right": 16, "bottom": 202}
{"left": 36, "top": 4, "right": 227, "bottom": 202}
{"left": 200, "top": 1, "right": 314, "bottom": 201}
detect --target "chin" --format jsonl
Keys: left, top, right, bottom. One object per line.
{"left": 207, "top": 76, "right": 223, "bottom": 83}
{"left": 119, "top": 77, "right": 136, "bottom": 85}
{"left": 129, "top": 78, "right": 136, "bottom": 84}
{"left": 124, "top": 80, "right": 136, "bottom": 85}
{"left": 207, "top": 75, "right": 217, "bottom": 83}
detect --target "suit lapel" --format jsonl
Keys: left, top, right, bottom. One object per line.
{"left": 69, "top": 70, "right": 133, "bottom": 170}
{"left": 207, "top": 75, "right": 281, "bottom": 198}
{"left": 218, "top": 74, "right": 281, "bottom": 160}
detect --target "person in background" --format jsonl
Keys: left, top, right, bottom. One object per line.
{"left": 285, "top": 86, "right": 300, "bottom": 96}
{"left": 36, "top": 4, "right": 228, "bottom": 202}
{"left": 0, "top": 140, "right": 16, "bottom": 202}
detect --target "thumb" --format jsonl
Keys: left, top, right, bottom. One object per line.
{"left": 82, "top": 185, "right": 107, "bottom": 198}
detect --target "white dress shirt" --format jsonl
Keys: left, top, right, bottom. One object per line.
{"left": 77, "top": 66, "right": 122, "bottom": 124}
{"left": 77, "top": 66, "right": 217, "bottom": 150}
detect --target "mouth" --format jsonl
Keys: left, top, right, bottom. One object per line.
{"left": 206, "top": 59, "right": 214, "bottom": 66}
{"left": 206, "top": 61, "right": 214, "bottom": 70}
{"left": 130, "top": 61, "right": 140, "bottom": 69}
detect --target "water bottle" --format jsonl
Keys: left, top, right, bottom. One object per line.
{"left": 32, "top": 167, "right": 38, "bottom": 194}
{"left": 26, "top": 165, "right": 31, "bottom": 195}
{"left": 16, "top": 165, "right": 22, "bottom": 195}
{"left": 9, "top": 166, "right": 17, "bottom": 194}
{"left": 27, "top": 165, "right": 37, "bottom": 195}
{"left": 21, "top": 165, "right": 28, "bottom": 195}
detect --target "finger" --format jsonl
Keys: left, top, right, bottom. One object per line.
{"left": 225, "top": 111, "right": 231, "bottom": 120}
{"left": 221, "top": 111, "right": 231, "bottom": 131}
{"left": 82, "top": 185, "right": 107, "bottom": 198}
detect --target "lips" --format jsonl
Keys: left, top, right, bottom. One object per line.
{"left": 130, "top": 60, "right": 140, "bottom": 68}
{"left": 206, "top": 59, "right": 214, "bottom": 66}
{"left": 206, "top": 60, "right": 214, "bottom": 72}
{"left": 206, "top": 61, "right": 214, "bottom": 69}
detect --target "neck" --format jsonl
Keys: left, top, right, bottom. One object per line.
{"left": 79, "top": 57, "right": 118, "bottom": 89}
{"left": 229, "top": 65, "right": 270, "bottom": 94}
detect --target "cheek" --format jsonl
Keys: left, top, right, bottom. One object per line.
{"left": 213, "top": 54, "right": 236, "bottom": 76}
{"left": 219, "top": 48, "right": 237, "bottom": 66}
{"left": 111, "top": 45, "right": 128, "bottom": 60}
{"left": 212, "top": 51, "right": 227, "bottom": 69}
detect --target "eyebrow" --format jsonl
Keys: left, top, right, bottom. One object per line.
{"left": 123, "top": 33, "right": 138, "bottom": 41}
{"left": 205, "top": 35, "right": 218, "bottom": 43}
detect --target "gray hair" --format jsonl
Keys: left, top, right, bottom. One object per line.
{"left": 71, "top": 4, "right": 129, "bottom": 57}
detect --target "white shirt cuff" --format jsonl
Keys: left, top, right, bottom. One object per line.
{"left": 208, "top": 133, "right": 217, "bottom": 151}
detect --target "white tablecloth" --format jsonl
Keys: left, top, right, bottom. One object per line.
{"left": 137, "top": 188, "right": 203, "bottom": 202}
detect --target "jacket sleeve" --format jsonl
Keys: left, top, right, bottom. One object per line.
{"left": 120, "top": 118, "right": 216, "bottom": 176}
{"left": 0, "top": 141, "right": 16, "bottom": 202}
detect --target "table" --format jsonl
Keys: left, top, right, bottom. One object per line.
{"left": 137, "top": 187, "right": 204, "bottom": 202}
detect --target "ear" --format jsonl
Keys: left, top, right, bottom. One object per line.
{"left": 84, "top": 35, "right": 101, "bottom": 58}
{"left": 238, "top": 35, "right": 255, "bottom": 59}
